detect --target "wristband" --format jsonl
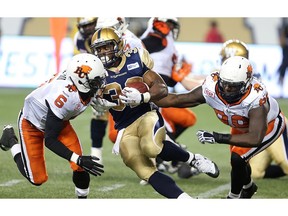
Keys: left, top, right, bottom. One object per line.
{"left": 70, "top": 152, "right": 79, "bottom": 163}
{"left": 141, "top": 92, "right": 151, "bottom": 103}
{"left": 213, "top": 132, "right": 231, "bottom": 144}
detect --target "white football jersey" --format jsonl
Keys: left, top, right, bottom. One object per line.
{"left": 149, "top": 31, "right": 178, "bottom": 78}
{"left": 122, "top": 30, "right": 144, "bottom": 51}
{"left": 202, "top": 73, "right": 280, "bottom": 130}
{"left": 23, "top": 79, "right": 89, "bottom": 131}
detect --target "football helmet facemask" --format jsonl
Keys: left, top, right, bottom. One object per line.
{"left": 219, "top": 39, "right": 249, "bottom": 64}
{"left": 77, "top": 17, "right": 98, "bottom": 38}
{"left": 218, "top": 56, "right": 253, "bottom": 103}
{"left": 90, "top": 27, "right": 125, "bottom": 68}
{"left": 66, "top": 53, "right": 107, "bottom": 94}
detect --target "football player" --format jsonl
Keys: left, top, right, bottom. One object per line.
{"left": 141, "top": 17, "right": 199, "bottom": 173}
{"left": 177, "top": 39, "right": 288, "bottom": 180}
{"left": 74, "top": 17, "right": 98, "bottom": 53}
{"left": 89, "top": 27, "right": 220, "bottom": 198}
{"left": 156, "top": 56, "right": 286, "bottom": 198}
{"left": 0, "top": 53, "right": 105, "bottom": 198}
{"left": 74, "top": 17, "right": 144, "bottom": 165}
{"left": 219, "top": 39, "right": 288, "bottom": 179}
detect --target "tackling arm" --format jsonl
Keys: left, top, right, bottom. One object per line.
{"left": 197, "top": 105, "right": 269, "bottom": 147}
{"left": 155, "top": 85, "right": 205, "bottom": 108}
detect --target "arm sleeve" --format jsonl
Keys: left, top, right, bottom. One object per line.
{"left": 44, "top": 100, "right": 74, "bottom": 161}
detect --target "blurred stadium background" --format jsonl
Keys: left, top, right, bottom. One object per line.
{"left": 1, "top": 17, "right": 288, "bottom": 97}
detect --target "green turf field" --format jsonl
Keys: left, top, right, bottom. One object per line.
{"left": 0, "top": 87, "right": 287, "bottom": 199}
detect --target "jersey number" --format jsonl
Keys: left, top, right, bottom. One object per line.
{"left": 54, "top": 94, "right": 67, "bottom": 108}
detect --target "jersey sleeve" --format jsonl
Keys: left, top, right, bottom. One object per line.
{"left": 139, "top": 47, "right": 154, "bottom": 70}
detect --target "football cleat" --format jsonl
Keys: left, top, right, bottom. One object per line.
{"left": 240, "top": 182, "right": 258, "bottom": 198}
{"left": 177, "top": 163, "right": 200, "bottom": 179}
{"left": 0, "top": 125, "right": 18, "bottom": 151}
{"left": 190, "top": 154, "right": 220, "bottom": 178}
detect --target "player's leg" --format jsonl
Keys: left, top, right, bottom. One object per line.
{"left": 90, "top": 108, "right": 108, "bottom": 164}
{"left": 161, "top": 107, "right": 197, "bottom": 139}
{"left": 265, "top": 125, "right": 288, "bottom": 177}
{"left": 60, "top": 122, "right": 90, "bottom": 198}
{"left": 119, "top": 116, "right": 191, "bottom": 198}
{"left": 6, "top": 114, "right": 48, "bottom": 185}
{"left": 108, "top": 113, "right": 118, "bottom": 143}
{"left": 249, "top": 149, "right": 271, "bottom": 179}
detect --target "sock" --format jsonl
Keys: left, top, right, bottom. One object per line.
{"left": 90, "top": 119, "right": 107, "bottom": 148}
{"left": 149, "top": 171, "right": 183, "bottom": 198}
{"left": 243, "top": 180, "right": 254, "bottom": 190}
{"left": 157, "top": 140, "right": 191, "bottom": 162}
{"left": 227, "top": 191, "right": 240, "bottom": 199}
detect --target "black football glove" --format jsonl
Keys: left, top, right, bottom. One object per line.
{"left": 77, "top": 156, "right": 104, "bottom": 176}
{"left": 196, "top": 130, "right": 215, "bottom": 144}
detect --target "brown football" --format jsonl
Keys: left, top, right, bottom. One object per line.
{"left": 126, "top": 81, "right": 149, "bottom": 93}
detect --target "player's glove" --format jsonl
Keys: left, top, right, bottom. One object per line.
{"left": 76, "top": 155, "right": 104, "bottom": 177}
{"left": 196, "top": 130, "right": 215, "bottom": 144}
{"left": 91, "top": 97, "right": 117, "bottom": 115}
{"left": 119, "top": 87, "right": 150, "bottom": 106}
{"left": 171, "top": 61, "right": 192, "bottom": 82}
{"left": 196, "top": 130, "right": 231, "bottom": 144}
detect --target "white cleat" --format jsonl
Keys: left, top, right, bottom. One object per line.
{"left": 190, "top": 154, "right": 220, "bottom": 178}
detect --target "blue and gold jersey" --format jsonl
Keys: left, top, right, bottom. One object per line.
{"left": 103, "top": 47, "right": 155, "bottom": 130}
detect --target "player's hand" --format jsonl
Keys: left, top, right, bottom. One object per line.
{"left": 76, "top": 156, "right": 104, "bottom": 176}
{"left": 171, "top": 62, "right": 192, "bottom": 82}
{"left": 196, "top": 130, "right": 215, "bottom": 144}
{"left": 91, "top": 97, "right": 117, "bottom": 114}
{"left": 119, "top": 87, "right": 147, "bottom": 106}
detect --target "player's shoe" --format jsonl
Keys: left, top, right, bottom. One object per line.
{"left": 190, "top": 154, "right": 219, "bottom": 178}
{"left": 240, "top": 183, "right": 258, "bottom": 198}
{"left": 177, "top": 163, "right": 200, "bottom": 179}
{"left": 139, "top": 179, "right": 149, "bottom": 186}
{"left": 0, "top": 125, "right": 18, "bottom": 151}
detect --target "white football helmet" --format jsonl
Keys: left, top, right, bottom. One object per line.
{"left": 218, "top": 56, "right": 253, "bottom": 103}
{"left": 66, "top": 53, "right": 107, "bottom": 94}
{"left": 153, "top": 17, "right": 180, "bottom": 40}
{"left": 96, "top": 17, "right": 128, "bottom": 35}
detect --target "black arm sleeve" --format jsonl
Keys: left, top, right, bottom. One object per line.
{"left": 213, "top": 132, "right": 231, "bottom": 144}
{"left": 44, "top": 101, "right": 74, "bottom": 161}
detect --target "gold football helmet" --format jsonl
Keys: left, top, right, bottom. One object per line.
{"left": 77, "top": 17, "right": 98, "bottom": 37}
{"left": 219, "top": 39, "right": 249, "bottom": 64}
{"left": 90, "top": 27, "right": 125, "bottom": 68}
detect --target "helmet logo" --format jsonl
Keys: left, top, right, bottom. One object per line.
{"left": 75, "top": 65, "right": 92, "bottom": 78}
{"left": 246, "top": 64, "right": 253, "bottom": 79}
